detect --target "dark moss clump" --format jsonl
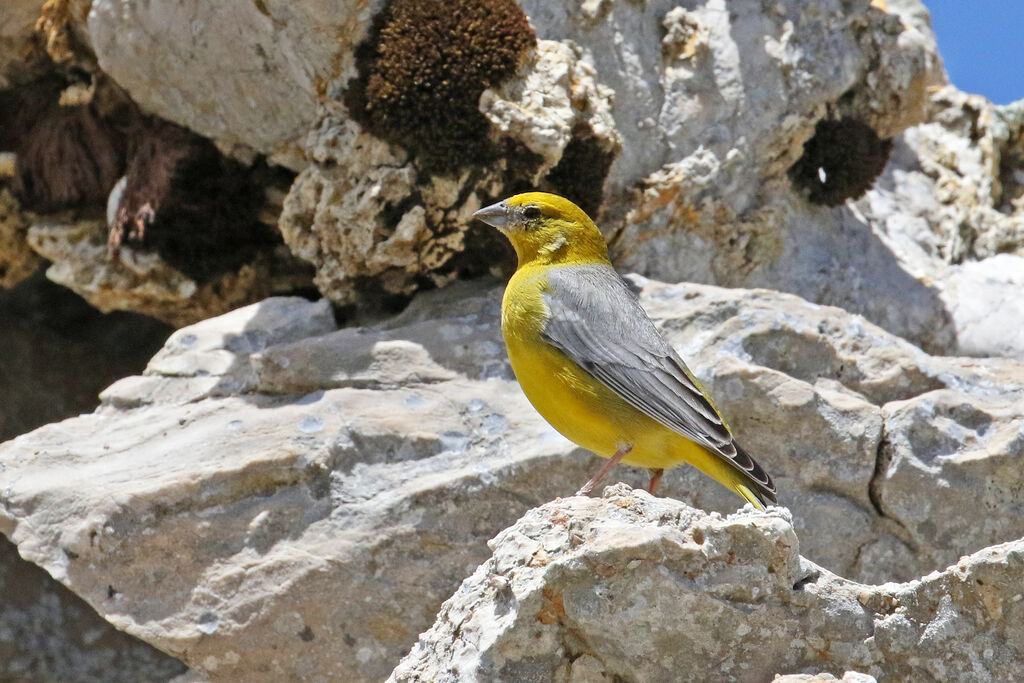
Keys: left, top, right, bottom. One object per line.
{"left": 542, "top": 123, "right": 617, "bottom": 217}
{"left": 108, "top": 120, "right": 284, "bottom": 283}
{"left": 789, "top": 117, "right": 893, "bottom": 207}
{"left": 0, "top": 76, "right": 124, "bottom": 211}
{"left": 345, "top": 0, "right": 536, "bottom": 175}
{"left": 1, "top": 71, "right": 292, "bottom": 285}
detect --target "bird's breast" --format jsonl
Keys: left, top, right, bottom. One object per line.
{"left": 500, "top": 266, "right": 643, "bottom": 458}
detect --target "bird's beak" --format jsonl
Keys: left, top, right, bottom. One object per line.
{"left": 472, "top": 201, "right": 510, "bottom": 230}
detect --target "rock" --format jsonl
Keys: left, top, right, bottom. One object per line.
{"left": 774, "top": 674, "right": 876, "bottom": 683}
{"left": 942, "top": 254, "right": 1024, "bottom": 358}
{"left": 631, "top": 275, "right": 1024, "bottom": 583}
{"left": 874, "top": 389, "right": 1024, "bottom": 569}
{"left": 277, "top": 37, "right": 618, "bottom": 307}
{"left": 26, "top": 218, "right": 312, "bottom": 327}
{"left": 0, "top": 271, "right": 183, "bottom": 681}
{"left": 3, "top": 276, "right": 1024, "bottom": 680}
{"left": 0, "top": 187, "right": 39, "bottom": 288}
{"left": 0, "top": 535, "right": 187, "bottom": 682}
{"left": 0, "top": 0, "right": 40, "bottom": 86}
{"left": 854, "top": 87, "right": 1024, "bottom": 358}
{"left": 85, "top": 0, "right": 373, "bottom": 167}
{"left": 0, "top": 290, "right": 601, "bottom": 682}
{"left": 391, "top": 485, "right": 1024, "bottom": 682}
{"left": 10, "top": 0, "right": 1018, "bottom": 363}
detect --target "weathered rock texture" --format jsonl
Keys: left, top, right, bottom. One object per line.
{"left": 2, "top": 277, "right": 1023, "bottom": 680}
{"left": 0, "top": 535, "right": 187, "bottom": 682}
{"left": 855, "top": 87, "right": 1024, "bottom": 358}
{"left": 3, "top": 0, "right": 1022, "bottom": 359}
{"left": 0, "top": 270, "right": 184, "bottom": 682}
{"left": 27, "top": 218, "right": 312, "bottom": 328}
{"left": 1, "top": 25, "right": 313, "bottom": 325}
{"left": 393, "top": 485, "right": 1024, "bottom": 682}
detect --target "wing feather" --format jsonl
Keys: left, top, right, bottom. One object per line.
{"left": 541, "top": 266, "right": 776, "bottom": 503}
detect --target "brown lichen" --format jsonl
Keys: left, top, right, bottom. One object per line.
{"left": 789, "top": 117, "right": 893, "bottom": 207}
{"left": 345, "top": 0, "right": 536, "bottom": 174}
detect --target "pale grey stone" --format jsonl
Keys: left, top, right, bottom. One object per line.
{"left": 3, "top": 278, "right": 1024, "bottom": 680}
{"left": 392, "top": 486, "right": 1024, "bottom": 682}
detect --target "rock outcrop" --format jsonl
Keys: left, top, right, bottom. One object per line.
{"left": 2, "top": 276, "right": 1022, "bottom": 680}
{"left": 0, "top": 271, "right": 182, "bottom": 681}
{"left": 2, "top": 0, "right": 1023, "bottom": 358}
{"left": 393, "top": 485, "right": 1024, "bottom": 682}
{"left": 2, "top": 1, "right": 1024, "bottom": 680}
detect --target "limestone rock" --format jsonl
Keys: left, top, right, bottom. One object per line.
{"left": 0, "top": 0, "right": 40, "bottom": 86}
{"left": 0, "top": 290, "right": 600, "bottom": 682}
{"left": 0, "top": 536, "right": 186, "bottom": 682}
{"left": 0, "top": 187, "right": 39, "bottom": 288}
{"left": 0, "top": 271, "right": 182, "bottom": 681}
{"left": 854, "top": 87, "right": 1024, "bottom": 358}
{"left": 773, "top": 674, "right": 876, "bottom": 683}
{"left": 631, "top": 276, "right": 1024, "bottom": 583}
{"left": 278, "top": 38, "right": 618, "bottom": 306}
{"left": 26, "top": 219, "right": 312, "bottom": 327}
{"left": 392, "top": 485, "right": 1024, "bottom": 682}
{"left": 3, "top": 276, "right": 1024, "bottom": 680}
{"left": 479, "top": 40, "right": 619, "bottom": 178}
{"left": 85, "top": 0, "right": 376, "bottom": 167}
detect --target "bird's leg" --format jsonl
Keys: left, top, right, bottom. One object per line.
{"left": 647, "top": 468, "right": 664, "bottom": 495}
{"left": 575, "top": 446, "right": 632, "bottom": 496}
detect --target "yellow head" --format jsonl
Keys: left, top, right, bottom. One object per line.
{"left": 473, "top": 192, "right": 609, "bottom": 268}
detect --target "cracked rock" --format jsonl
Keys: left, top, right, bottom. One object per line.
{"left": 26, "top": 219, "right": 311, "bottom": 327}
{"left": 4, "top": 274, "right": 1024, "bottom": 680}
{"left": 392, "top": 485, "right": 1024, "bottom": 682}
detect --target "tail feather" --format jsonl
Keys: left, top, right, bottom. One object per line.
{"left": 731, "top": 441, "right": 776, "bottom": 507}
{"left": 734, "top": 483, "right": 768, "bottom": 511}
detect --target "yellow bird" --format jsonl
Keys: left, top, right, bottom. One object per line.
{"left": 473, "top": 192, "right": 776, "bottom": 509}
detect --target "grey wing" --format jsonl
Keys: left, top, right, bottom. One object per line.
{"left": 542, "top": 266, "right": 775, "bottom": 502}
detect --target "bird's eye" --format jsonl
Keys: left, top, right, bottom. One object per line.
{"left": 523, "top": 206, "right": 542, "bottom": 220}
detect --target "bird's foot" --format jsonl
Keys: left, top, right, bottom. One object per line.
{"left": 574, "top": 446, "right": 631, "bottom": 496}
{"left": 647, "top": 468, "right": 664, "bottom": 495}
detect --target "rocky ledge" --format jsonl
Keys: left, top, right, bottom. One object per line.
{"left": 1, "top": 276, "right": 1022, "bottom": 681}
{"left": 394, "top": 484, "right": 1024, "bottom": 681}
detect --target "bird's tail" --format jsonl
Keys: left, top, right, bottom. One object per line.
{"left": 734, "top": 482, "right": 768, "bottom": 511}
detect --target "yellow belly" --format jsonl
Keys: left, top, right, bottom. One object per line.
{"left": 501, "top": 269, "right": 705, "bottom": 471}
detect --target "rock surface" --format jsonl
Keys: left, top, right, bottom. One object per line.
{"left": 0, "top": 271, "right": 183, "bottom": 682}
{"left": 26, "top": 219, "right": 313, "bottom": 327}
{"left": 393, "top": 485, "right": 1024, "bottom": 682}
{"left": 0, "top": 535, "right": 187, "bottom": 682}
{"left": 85, "top": 0, "right": 374, "bottom": 167}
{"left": 2, "top": 276, "right": 1023, "bottom": 680}
{"left": 3, "top": 0, "right": 1022, "bottom": 360}
{"left": 854, "top": 87, "right": 1024, "bottom": 358}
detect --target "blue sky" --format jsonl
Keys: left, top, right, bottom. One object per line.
{"left": 925, "top": 1, "right": 1024, "bottom": 105}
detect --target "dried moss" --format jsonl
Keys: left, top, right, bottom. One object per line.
{"left": 789, "top": 117, "right": 893, "bottom": 207}
{"left": 0, "top": 76, "right": 124, "bottom": 211}
{"left": 345, "top": 0, "right": 536, "bottom": 175}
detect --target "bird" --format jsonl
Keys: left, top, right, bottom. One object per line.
{"left": 473, "top": 192, "right": 776, "bottom": 509}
